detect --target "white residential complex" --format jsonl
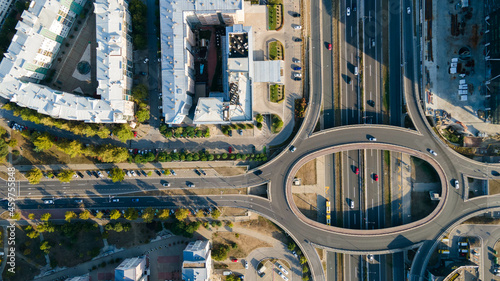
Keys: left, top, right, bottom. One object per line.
{"left": 0, "top": 0, "right": 14, "bottom": 27}
{"left": 0, "top": 0, "right": 134, "bottom": 123}
{"left": 182, "top": 240, "right": 212, "bottom": 281}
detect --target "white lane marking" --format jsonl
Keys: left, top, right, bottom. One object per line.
{"left": 370, "top": 64, "right": 372, "bottom": 76}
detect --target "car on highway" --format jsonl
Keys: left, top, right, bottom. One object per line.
{"left": 454, "top": 180, "right": 459, "bottom": 189}
{"left": 162, "top": 182, "right": 171, "bottom": 187}
{"left": 293, "top": 37, "right": 302, "bottom": 42}
{"left": 372, "top": 39, "right": 375, "bottom": 47}
{"left": 327, "top": 43, "right": 332, "bottom": 50}
{"left": 292, "top": 58, "right": 300, "bottom": 63}
{"left": 293, "top": 25, "right": 302, "bottom": 29}
{"left": 44, "top": 199, "right": 54, "bottom": 204}
{"left": 350, "top": 200, "right": 354, "bottom": 209}
{"left": 74, "top": 199, "right": 83, "bottom": 203}
{"left": 347, "top": 7, "right": 350, "bottom": 16}
{"left": 111, "top": 198, "right": 119, "bottom": 203}
{"left": 407, "top": 7, "right": 411, "bottom": 14}
{"left": 373, "top": 174, "right": 379, "bottom": 181}
{"left": 354, "top": 167, "right": 359, "bottom": 174}
{"left": 368, "top": 137, "right": 376, "bottom": 141}
{"left": 254, "top": 170, "right": 262, "bottom": 176}
{"left": 187, "top": 183, "right": 195, "bottom": 188}
{"left": 346, "top": 76, "right": 352, "bottom": 84}
{"left": 132, "top": 198, "right": 139, "bottom": 203}
{"left": 231, "top": 258, "right": 238, "bottom": 262}
{"left": 428, "top": 149, "right": 438, "bottom": 156}
{"left": 277, "top": 263, "right": 288, "bottom": 275}
{"left": 290, "top": 146, "right": 297, "bottom": 152}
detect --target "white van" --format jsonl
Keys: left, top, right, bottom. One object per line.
{"left": 354, "top": 67, "right": 358, "bottom": 76}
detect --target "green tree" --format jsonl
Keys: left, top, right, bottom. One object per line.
{"left": 196, "top": 210, "right": 204, "bottom": 217}
{"left": 110, "top": 167, "right": 125, "bottom": 182}
{"left": 97, "top": 126, "right": 111, "bottom": 138}
{"left": 58, "top": 140, "right": 83, "bottom": 158}
{"left": 37, "top": 222, "right": 55, "bottom": 233}
{"left": 11, "top": 212, "right": 20, "bottom": 220}
{"left": 28, "top": 213, "right": 35, "bottom": 220}
{"left": 288, "top": 242, "right": 296, "bottom": 251}
{"left": 158, "top": 209, "right": 170, "bottom": 220}
{"left": 131, "top": 84, "right": 149, "bottom": 102}
{"left": 40, "top": 213, "right": 51, "bottom": 221}
{"left": 113, "top": 124, "right": 134, "bottom": 143}
{"left": 302, "top": 276, "right": 310, "bottom": 281}
{"left": 32, "top": 133, "right": 54, "bottom": 151}
{"left": 40, "top": 241, "right": 51, "bottom": 254}
{"left": 26, "top": 168, "right": 43, "bottom": 184}
{"left": 7, "top": 139, "right": 17, "bottom": 147}
{"left": 211, "top": 209, "right": 221, "bottom": 219}
{"left": 300, "top": 256, "right": 307, "bottom": 264}
{"left": 124, "top": 208, "right": 139, "bottom": 220}
{"left": 211, "top": 244, "right": 230, "bottom": 261}
{"left": 142, "top": 207, "right": 155, "bottom": 223}
{"left": 96, "top": 211, "right": 104, "bottom": 219}
{"left": 255, "top": 113, "right": 264, "bottom": 123}
{"left": 110, "top": 209, "right": 121, "bottom": 220}
{"left": 65, "top": 211, "right": 77, "bottom": 222}
{"left": 136, "top": 108, "right": 150, "bottom": 123}
{"left": 175, "top": 208, "right": 190, "bottom": 221}
{"left": 57, "top": 169, "right": 74, "bottom": 183}
{"left": 27, "top": 230, "right": 40, "bottom": 239}
{"left": 114, "top": 222, "right": 124, "bottom": 232}
{"left": 96, "top": 145, "right": 129, "bottom": 163}
{"left": 79, "top": 210, "right": 91, "bottom": 220}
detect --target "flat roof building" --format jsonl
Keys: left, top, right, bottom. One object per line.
{"left": 115, "top": 256, "right": 148, "bottom": 281}
{"left": 182, "top": 240, "right": 212, "bottom": 281}
{"left": 0, "top": 0, "right": 134, "bottom": 123}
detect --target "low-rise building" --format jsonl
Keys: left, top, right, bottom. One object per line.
{"left": 182, "top": 240, "right": 212, "bottom": 281}
{"left": 115, "top": 256, "right": 148, "bottom": 281}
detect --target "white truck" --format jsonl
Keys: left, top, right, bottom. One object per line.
{"left": 293, "top": 178, "right": 301, "bottom": 186}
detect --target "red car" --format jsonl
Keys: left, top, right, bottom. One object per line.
{"left": 374, "top": 174, "right": 378, "bottom": 181}
{"left": 228, "top": 146, "right": 233, "bottom": 153}
{"left": 327, "top": 43, "right": 332, "bottom": 50}
{"left": 133, "top": 131, "right": 138, "bottom": 138}
{"left": 231, "top": 258, "right": 238, "bottom": 262}
{"left": 355, "top": 167, "right": 359, "bottom": 175}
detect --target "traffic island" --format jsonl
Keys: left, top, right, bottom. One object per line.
{"left": 270, "top": 84, "right": 284, "bottom": 103}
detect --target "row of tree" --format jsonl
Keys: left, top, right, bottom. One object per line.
{"left": 159, "top": 125, "right": 210, "bottom": 139}
{"left": 129, "top": 0, "right": 148, "bottom": 50}
{"left": 132, "top": 84, "right": 150, "bottom": 123}
{"left": 3, "top": 103, "right": 135, "bottom": 142}
{"left": 133, "top": 150, "right": 267, "bottom": 164}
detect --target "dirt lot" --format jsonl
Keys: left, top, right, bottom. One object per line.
{"left": 44, "top": 225, "right": 104, "bottom": 267}
{"left": 489, "top": 179, "right": 500, "bottom": 195}
{"left": 212, "top": 232, "right": 271, "bottom": 268}
{"left": 14, "top": 225, "right": 47, "bottom": 267}
{"left": 292, "top": 193, "right": 317, "bottom": 220}
{"left": 220, "top": 207, "right": 248, "bottom": 217}
{"left": 9, "top": 131, "right": 94, "bottom": 165}
{"left": 213, "top": 166, "right": 247, "bottom": 176}
{"left": 239, "top": 216, "right": 286, "bottom": 242}
{"left": 107, "top": 222, "right": 162, "bottom": 248}
{"left": 411, "top": 192, "right": 439, "bottom": 221}
{"left": 295, "top": 159, "right": 317, "bottom": 185}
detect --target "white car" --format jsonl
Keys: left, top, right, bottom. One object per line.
{"left": 292, "top": 58, "right": 301, "bottom": 63}
{"left": 454, "top": 180, "right": 459, "bottom": 189}
{"left": 368, "top": 254, "right": 374, "bottom": 262}
{"left": 126, "top": 171, "right": 132, "bottom": 177}
{"left": 428, "top": 149, "right": 437, "bottom": 156}
{"left": 294, "top": 73, "right": 302, "bottom": 78}
{"left": 293, "top": 25, "right": 302, "bottom": 29}
{"left": 290, "top": 146, "right": 297, "bottom": 152}
{"left": 407, "top": 7, "right": 411, "bottom": 14}
{"left": 158, "top": 106, "right": 163, "bottom": 109}
{"left": 162, "top": 182, "right": 171, "bottom": 187}
{"left": 277, "top": 264, "right": 288, "bottom": 275}
{"left": 131, "top": 170, "right": 137, "bottom": 177}
{"left": 350, "top": 200, "right": 354, "bottom": 209}
{"left": 347, "top": 7, "right": 350, "bottom": 16}
{"left": 44, "top": 199, "right": 54, "bottom": 204}
{"left": 170, "top": 169, "right": 177, "bottom": 176}
{"left": 368, "top": 137, "right": 376, "bottom": 141}
{"left": 244, "top": 260, "right": 249, "bottom": 269}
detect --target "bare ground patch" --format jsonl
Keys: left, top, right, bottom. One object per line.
{"left": 489, "top": 179, "right": 500, "bottom": 195}
{"left": 295, "top": 159, "right": 317, "bottom": 185}
{"left": 411, "top": 192, "right": 439, "bottom": 221}
{"left": 213, "top": 231, "right": 271, "bottom": 263}
{"left": 292, "top": 193, "right": 317, "bottom": 221}
{"left": 213, "top": 166, "right": 247, "bottom": 176}
{"left": 238, "top": 216, "right": 286, "bottom": 241}
{"left": 2, "top": 256, "right": 40, "bottom": 281}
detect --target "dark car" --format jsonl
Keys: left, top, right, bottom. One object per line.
{"left": 292, "top": 12, "right": 300, "bottom": 17}
{"left": 294, "top": 37, "right": 302, "bottom": 42}
{"left": 293, "top": 66, "right": 302, "bottom": 71}
{"left": 294, "top": 77, "right": 302, "bottom": 81}
{"left": 92, "top": 171, "right": 99, "bottom": 178}
{"left": 155, "top": 170, "right": 162, "bottom": 176}
{"left": 132, "top": 198, "right": 139, "bottom": 203}
{"left": 200, "top": 169, "right": 206, "bottom": 176}
{"left": 140, "top": 72, "right": 147, "bottom": 76}
{"left": 76, "top": 171, "right": 84, "bottom": 178}
{"left": 86, "top": 171, "right": 92, "bottom": 177}
{"left": 194, "top": 169, "right": 201, "bottom": 176}
{"left": 228, "top": 130, "right": 232, "bottom": 137}
{"left": 254, "top": 170, "right": 263, "bottom": 176}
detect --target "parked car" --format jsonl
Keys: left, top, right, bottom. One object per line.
{"left": 170, "top": 169, "right": 177, "bottom": 176}
{"left": 194, "top": 169, "right": 201, "bottom": 176}
{"left": 292, "top": 58, "right": 301, "bottom": 63}
{"left": 228, "top": 146, "right": 233, "bottom": 153}
{"left": 350, "top": 200, "right": 354, "bottom": 208}
{"left": 294, "top": 37, "right": 302, "bottom": 42}
{"left": 231, "top": 258, "right": 238, "bottom": 262}
{"left": 454, "top": 179, "right": 459, "bottom": 189}
{"left": 294, "top": 73, "right": 302, "bottom": 78}
{"left": 293, "top": 25, "right": 302, "bottom": 29}
{"left": 292, "top": 12, "right": 300, "bottom": 17}
{"left": 293, "top": 66, "right": 301, "bottom": 71}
